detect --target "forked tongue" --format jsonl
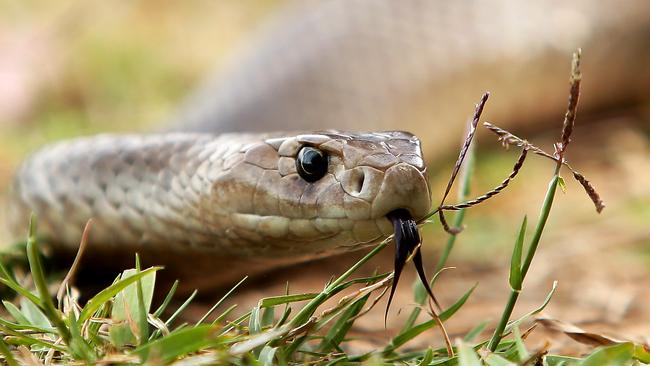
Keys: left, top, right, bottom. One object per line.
{"left": 385, "top": 209, "right": 440, "bottom": 323}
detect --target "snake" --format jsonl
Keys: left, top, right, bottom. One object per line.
{"left": 7, "top": 0, "right": 650, "bottom": 292}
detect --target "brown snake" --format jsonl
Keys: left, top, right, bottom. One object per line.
{"left": 7, "top": 0, "right": 650, "bottom": 290}
{"left": 10, "top": 131, "right": 431, "bottom": 289}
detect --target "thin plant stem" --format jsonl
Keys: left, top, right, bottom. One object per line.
{"left": 521, "top": 166, "right": 560, "bottom": 277}
{"left": 487, "top": 168, "right": 560, "bottom": 352}
{"left": 56, "top": 219, "right": 92, "bottom": 308}
{"left": 435, "top": 148, "right": 474, "bottom": 274}
{"left": 489, "top": 290, "right": 519, "bottom": 350}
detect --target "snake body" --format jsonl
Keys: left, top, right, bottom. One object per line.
{"left": 171, "top": 0, "right": 650, "bottom": 161}
{"left": 8, "top": 0, "right": 650, "bottom": 287}
{"left": 10, "top": 131, "right": 431, "bottom": 287}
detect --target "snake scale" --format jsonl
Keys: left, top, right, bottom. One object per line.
{"left": 8, "top": 0, "right": 650, "bottom": 290}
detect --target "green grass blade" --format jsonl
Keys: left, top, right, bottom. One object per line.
{"left": 464, "top": 320, "right": 489, "bottom": 342}
{"left": 0, "top": 336, "right": 19, "bottom": 366}
{"left": 509, "top": 216, "right": 527, "bottom": 292}
{"left": 18, "top": 297, "right": 52, "bottom": 330}
{"left": 259, "top": 345, "right": 277, "bottom": 366}
{"left": 67, "top": 311, "right": 97, "bottom": 362}
{"left": 0, "top": 259, "right": 43, "bottom": 308}
{"left": 230, "top": 326, "right": 289, "bottom": 356}
{"left": 558, "top": 175, "right": 567, "bottom": 193}
{"left": 385, "top": 284, "right": 476, "bottom": 353}
{"left": 289, "top": 240, "right": 390, "bottom": 329}
{"left": 25, "top": 215, "right": 72, "bottom": 344}
{"left": 249, "top": 306, "right": 262, "bottom": 335}
{"left": 133, "top": 325, "right": 223, "bottom": 363}
{"left": 0, "top": 278, "right": 42, "bottom": 309}
{"left": 212, "top": 304, "right": 238, "bottom": 325}
{"left": 579, "top": 342, "right": 634, "bottom": 366}
{"left": 149, "top": 289, "right": 198, "bottom": 341}
{"left": 457, "top": 340, "right": 481, "bottom": 366}
{"left": 86, "top": 293, "right": 112, "bottom": 345}
{"left": 505, "top": 281, "right": 558, "bottom": 332}
{"left": 153, "top": 280, "right": 178, "bottom": 318}
{"left": 319, "top": 294, "right": 369, "bottom": 353}
{"left": 280, "top": 335, "right": 307, "bottom": 362}
{"left": 489, "top": 173, "right": 561, "bottom": 352}
{"left": 2, "top": 301, "right": 29, "bottom": 325}
{"left": 0, "top": 317, "right": 55, "bottom": 334}
{"left": 439, "top": 283, "right": 477, "bottom": 320}
{"left": 243, "top": 305, "right": 276, "bottom": 356}
{"left": 135, "top": 254, "right": 149, "bottom": 344}
{"left": 512, "top": 326, "right": 529, "bottom": 362}
{"left": 0, "top": 323, "right": 67, "bottom": 353}
{"left": 417, "top": 349, "right": 434, "bottom": 366}
{"left": 220, "top": 310, "right": 251, "bottom": 336}
{"left": 166, "top": 290, "right": 198, "bottom": 327}
{"left": 633, "top": 343, "right": 650, "bottom": 363}
{"left": 288, "top": 271, "right": 389, "bottom": 334}
{"left": 521, "top": 174, "right": 559, "bottom": 277}
{"left": 327, "top": 272, "right": 390, "bottom": 294}
{"left": 544, "top": 355, "right": 581, "bottom": 365}
{"left": 483, "top": 352, "right": 517, "bottom": 366}
{"left": 259, "top": 293, "right": 318, "bottom": 308}
{"left": 196, "top": 276, "right": 247, "bottom": 326}
{"left": 261, "top": 307, "right": 274, "bottom": 328}
{"left": 0, "top": 259, "right": 14, "bottom": 286}
{"left": 79, "top": 266, "right": 161, "bottom": 322}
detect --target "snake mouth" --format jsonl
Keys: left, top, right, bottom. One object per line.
{"left": 384, "top": 209, "right": 439, "bottom": 321}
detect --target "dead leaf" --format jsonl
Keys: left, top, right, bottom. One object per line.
{"left": 536, "top": 315, "right": 624, "bottom": 346}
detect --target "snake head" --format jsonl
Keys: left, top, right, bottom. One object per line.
{"left": 210, "top": 131, "right": 431, "bottom": 257}
{"left": 10, "top": 131, "right": 431, "bottom": 292}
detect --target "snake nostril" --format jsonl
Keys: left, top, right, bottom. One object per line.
{"left": 341, "top": 167, "right": 369, "bottom": 197}
{"left": 351, "top": 169, "right": 365, "bottom": 195}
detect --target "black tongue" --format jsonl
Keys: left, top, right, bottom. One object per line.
{"left": 385, "top": 209, "right": 439, "bottom": 323}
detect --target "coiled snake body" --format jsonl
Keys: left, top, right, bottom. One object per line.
{"left": 8, "top": 0, "right": 650, "bottom": 289}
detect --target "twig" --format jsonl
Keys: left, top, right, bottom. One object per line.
{"left": 435, "top": 92, "right": 489, "bottom": 234}
{"left": 482, "top": 51, "right": 603, "bottom": 213}
{"left": 558, "top": 48, "right": 582, "bottom": 158}
{"left": 440, "top": 93, "right": 489, "bottom": 205}
{"left": 440, "top": 148, "right": 528, "bottom": 211}
{"left": 57, "top": 219, "right": 93, "bottom": 309}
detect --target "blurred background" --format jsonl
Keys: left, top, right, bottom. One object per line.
{"left": 1, "top": 0, "right": 649, "bottom": 352}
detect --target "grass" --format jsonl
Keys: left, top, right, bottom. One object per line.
{"left": 1, "top": 51, "right": 649, "bottom": 365}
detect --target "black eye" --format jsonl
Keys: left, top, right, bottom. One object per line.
{"left": 296, "top": 146, "right": 328, "bottom": 182}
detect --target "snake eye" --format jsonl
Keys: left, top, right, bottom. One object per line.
{"left": 296, "top": 146, "right": 328, "bottom": 182}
